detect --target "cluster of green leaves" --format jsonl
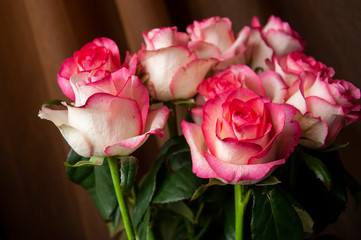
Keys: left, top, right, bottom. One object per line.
{"left": 66, "top": 136, "right": 361, "bottom": 240}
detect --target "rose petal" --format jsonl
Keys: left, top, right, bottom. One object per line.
{"left": 67, "top": 93, "right": 143, "bottom": 157}
{"left": 93, "top": 37, "right": 121, "bottom": 69}
{"left": 138, "top": 46, "right": 197, "bottom": 101}
{"left": 204, "top": 150, "right": 285, "bottom": 183}
{"left": 264, "top": 30, "right": 304, "bottom": 56}
{"left": 105, "top": 106, "right": 169, "bottom": 156}
{"left": 188, "top": 41, "right": 222, "bottom": 59}
{"left": 259, "top": 71, "right": 288, "bottom": 103}
{"left": 57, "top": 57, "right": 78, "bottom": 100}
{"left": 117, "top": 75, "right": 150, "bottom": 131}
{"left": 170, "top": 58, "right": 216, "bottom": 100}
{"left": 181, "top": 121, "right": 218, "bottom": 178}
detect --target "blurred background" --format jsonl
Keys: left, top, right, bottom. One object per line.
{"left": 1, "top": 0, "right": 360, "bottom": 239}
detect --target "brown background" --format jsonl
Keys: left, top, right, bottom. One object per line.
{"left": 1, "top": 0, "right": 361, "bottom": 239}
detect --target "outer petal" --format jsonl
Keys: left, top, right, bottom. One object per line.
{"left": 67, "top": 93, "right": 143, "bottom": 157}
{"left": 187, "top": 17, "right": 234, "bottom": 52}
{"left": 38, "top": 107, "right": 94, "bottom": 157}
{"left": 123, "top": 51, "right": 138, "bottom": 75}
{"left": 57, "top": 57, "right": 78, "bottom": 100}
{"left": 70, "top": 72, "right": 118, "bottom": 106}
{"left": 294, "top": 111, "right": 328, "bottom": 148}
{"left": 38, "top": 107, "right": 68, "bottom": 126}
{"left": 181, "top": 121, "right": 218, "bottom": 178}
{"left": 170, "top": 58, "right": 216, "bottom": 100}
{"left": 245, "top": 28, "right": 273, "bottom": 71}
{"left": 264, "top": 30, "right": 304, "bottom": 56}
{"left": 306, "top": 96, "right": 344, "bottom": 146}
{"left": 143, "top": 27, "right": 189, "bottom": 50}
{"left": 138, "top": 46, "right": 197, "bottom": 101}
{"left": 188, "top": 41, "right": 222, "bottom": 59}
{"left": 105, "top": 106, "right": 169, "bottom": 156}
{"left": 117, "top": 75, "right": 150, "bottom": 131}
{"left": 205, "top": 150, "right": 285, "bottom": 183}
{"left": 259, "top": 71, "right": 288, "bottom": 103}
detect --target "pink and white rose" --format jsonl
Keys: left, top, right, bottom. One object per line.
{"left": 57, "top": 38, "right": 137, "bottom": 101}
{"left": 197, "top": 65, "right": 266, "bottom": 101}
{"left": 39, "top": 68, "right": 169, "bottom": 157}
{"left": 261, "top": 52, "right": 360, "bottom": 148}
{"left": 182, "top": 87, "right": 301, "bottom": 184}
{"left": 138, "top": 27, "right": 216, "bottom": 101}
{"left": 192, "top": 65, "right": 267, "bottom": 124}
{"left": 245, "top": 15, "right": 305, "bottom": 71}
{"left": 186, "top": 16, "right": 250, "bottom": 70}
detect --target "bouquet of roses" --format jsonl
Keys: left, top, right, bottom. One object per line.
{"left": 39, "top": 15, "right": 361, "bottom": 240}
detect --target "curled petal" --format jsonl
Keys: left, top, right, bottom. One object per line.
{"left": 170, "top": 58, "right": 216, "bottom": 100}
{"left": 188, "top": 41, "right": 222, "bottom": 59}
{"left": 117, "top": 75, "right": 149, "bottom": 131}
{"left": 264, "top": 30, "right": 304, "bottom": 56}
{"left": 294, "top": 111, "right": 328, "bottom": 149}
{"left": 187, "top": 17, "right": 234, "bottom": 52}
{"left": 57, "top": 57, "right": 78, "bottom": 100}
{"left": 181, "top": 121, "right": 217, "bottom": 178}
{"left": 67, "top": 93, "right": 143, "bottom": 157}
{"left": 205, "top": 150, "right": 285, "bottom": 183}
{"left": 92, "top": 37, "right": 121, "bottom": 69}
{"left": 306, "top": 96, "right": 344, "bottom": 146}
{"left": 138, "top": 46, "right": 198, "bottom": 101}
{"left": 260, "top": 71, "right": 288, "bottom": 103}
{"left": 105, "top": 106, "right": 169, "bottom": 156}
{"left": 143, "top": 27, "right": 189, "bottom": 50}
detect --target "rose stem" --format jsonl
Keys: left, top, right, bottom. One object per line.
{"left": 165, "top": 102, "right": 178, "bottom": 138}
{"left": 234, "top": 185, "right": 251, "bottom": 240}
{"left": 108, "top": 157, "right": 135, "bottom": 240}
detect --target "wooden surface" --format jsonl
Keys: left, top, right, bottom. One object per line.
{"left": 0, "top": 0, "right": 360, "bottom": 239}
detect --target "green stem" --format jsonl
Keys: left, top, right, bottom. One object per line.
{"left": 185, "top": 219, "right": 195, "bottom": 240}
{"left": 165, "top": 102, "right": 178, "bottom": 138}
{"left": 108, "top": 157, "right": 135, "bottom": 240}
{"left": 234, "top": 185, "right": 251, "bottom": 240}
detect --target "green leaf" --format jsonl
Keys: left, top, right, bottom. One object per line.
{"left": 120, "top": 156, "right": 138, "bottom": 195}
{"left": 251, "top": 187, "right": 303, "bottom": 240}
{"left": 293, "top": 205, "right": 314, "bottom": 234}
{"left": 65, "top": 149, "right": 117, "bottom": 223}
{"left": 40, "top": 99, "right": 64, "bottom": 108}
{"left": 164, "top": 201, "right": 195, "bottom": 223}
{"left": 321, "top": 142, "right": 349, "bottom": 152}
{"left": 137, "top": 207, "right": 150, "bottom": 240}
{"left": 170, "top": 98, "right": 196, "bottom": 108}
{"left": 191, "top": 178, "right": 225, "bottom": 201}
{"left": 152, "top": 140, "right": 207, "bottom": 203}
{"left": 255, "top": 176, "right": 281, "bottom": 186}
{"left": 132, "top": 136, "right": 187, "bottom": 228}
{"left": 64, "top": 156, "right": 104, "bottom": 167}
{"left": 303, "top": 152, "right": 332, "bottom": 190}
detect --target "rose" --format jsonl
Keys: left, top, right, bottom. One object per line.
{"left": 191, "top": 65, "right": 267, "bottom": 124}
{"left": 39, "top": 68, "right": 169, "bottom": 157}
{"left": 186, "top": 16, "right": 250, "bottom": 69}
{"left": 197, "top": 65, "right": 266, "bottom": 101}
{"left": 267, "top": 51, "right": 334, "bottom": 87}
{"left": 182, "top": 87, "right": 301, "bottom": 184}
{"left": 256, "top": 15, "right": 305, "bottom": 57}
{"left": 244, "top": 15, "right": 305, "bottom": 71}
{"left": 261, "top": 52, "right": 360, "bottom": 148}
{"left": 138, "top": 27, "right": 216, "bottom": 101}
{"left": 57, "top": 38, "right": 137, "bottom": 101}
